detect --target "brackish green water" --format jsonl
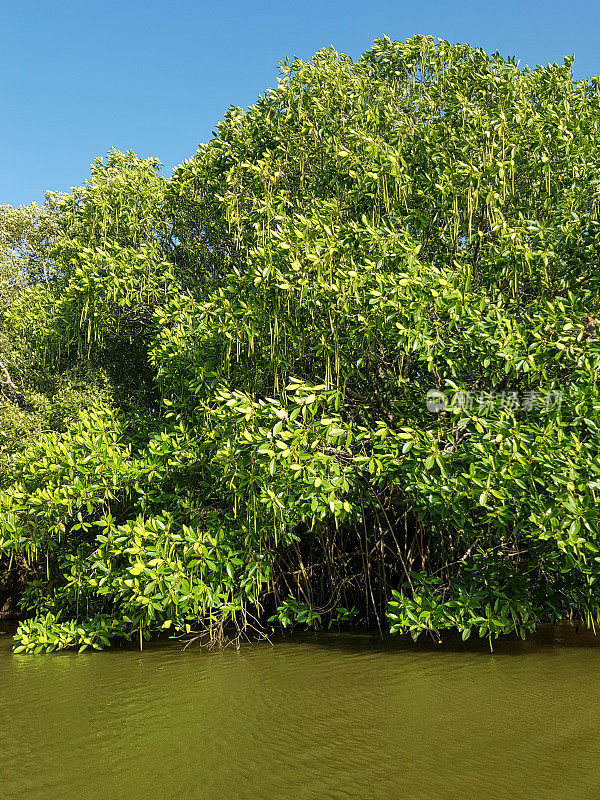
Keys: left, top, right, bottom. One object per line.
{"left": 1, "top": 624, "right": 599, "bottom": 799}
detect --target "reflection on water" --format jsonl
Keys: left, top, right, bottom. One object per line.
{"left": 1, "top": 624, "right": 599, "bottom": 800}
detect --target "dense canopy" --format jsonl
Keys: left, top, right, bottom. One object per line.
{"left": 1, "top": 36, "right": 599, "bottom": 652}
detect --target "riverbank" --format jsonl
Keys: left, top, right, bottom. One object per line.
{"left": 3, "top": 619, "right": 600, "bottom": 653}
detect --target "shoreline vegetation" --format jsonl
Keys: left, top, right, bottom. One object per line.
{"left": 1, "top": 35, "right": 600, "bottom": 653}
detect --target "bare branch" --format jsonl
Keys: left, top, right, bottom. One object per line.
{"left": 0, "top": 359, "right": 17, "bottom": 391}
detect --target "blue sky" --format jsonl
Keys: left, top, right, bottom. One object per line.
{"left": 2, "top": 0, "right": 599, "bottom": 206}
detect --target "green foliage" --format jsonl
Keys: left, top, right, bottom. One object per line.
{"left": 0, "top": 202, "right": 56, "bottom": 305}
{"left": 0, "top": 202, "right": 71, "bottom": 476}
{"left": 13, "top": 613, "right": 130, "bottom": 654}
{"left": 3, "top": 36, "right": 600, "bottom": 650}
{"left": 269, "top": 597, "right": 322, "bottom": 629}
{"left": 47, "top": 148, "right": 168, "bottom": 250}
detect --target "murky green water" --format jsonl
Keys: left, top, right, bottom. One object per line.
{"left": 1, "top": 624, "right": 600, "bottom": 799}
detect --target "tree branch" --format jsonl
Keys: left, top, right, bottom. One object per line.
{"left": 0, "top": 359, "right": 17, "bottom": 391}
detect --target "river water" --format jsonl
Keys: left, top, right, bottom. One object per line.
{"left": 1, "top": 624, "right": 599, "bottom": 799}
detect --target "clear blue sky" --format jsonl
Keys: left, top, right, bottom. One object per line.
{"left": 2, "top": 0, "right": 599, "bottom": 207}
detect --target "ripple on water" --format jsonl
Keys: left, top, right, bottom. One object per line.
{"left": 1, "top": 625, "right": 600, "bottom": 800}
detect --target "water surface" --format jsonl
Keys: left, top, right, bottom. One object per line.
{"left": 1, "top": 624, "right": 599, "bottom": 799}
